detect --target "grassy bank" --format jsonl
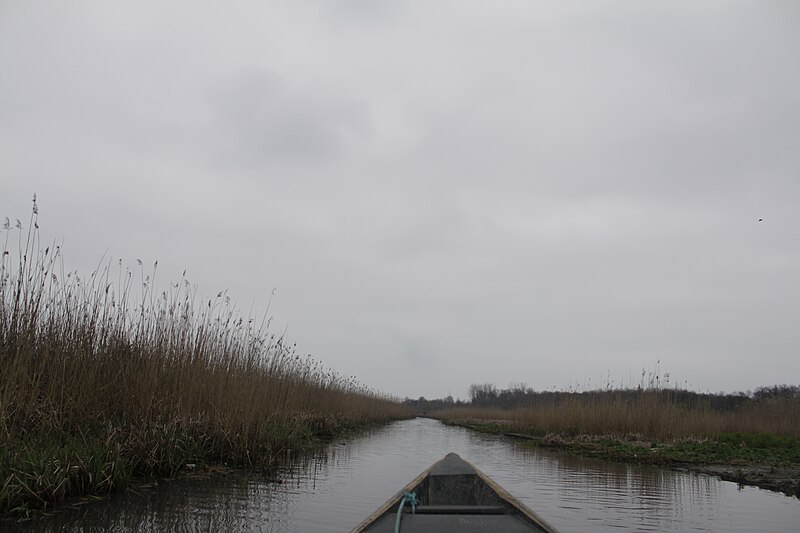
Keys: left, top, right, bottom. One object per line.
{"left": 0, "top": 201, "right": 410, "bottom": 518}
{"left": 432, "top": 392, "right": 800, "bottom": 496}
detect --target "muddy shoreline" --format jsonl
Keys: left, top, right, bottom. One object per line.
{"left": 683, "top": 463, "right": 800, "bottom": 497}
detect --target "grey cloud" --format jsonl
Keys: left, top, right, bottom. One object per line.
{"left": 1, "top": 1, "right": 798, "bottom": 399}
{"left": 209, "top": 69, "right": 372, "bottom": 167}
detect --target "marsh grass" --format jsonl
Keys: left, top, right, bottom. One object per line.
{"left": 0, "top": 197, "right": 409, "bottom": 517}
{"left": 434, "top": 388, "right": 800, "bottom": 442}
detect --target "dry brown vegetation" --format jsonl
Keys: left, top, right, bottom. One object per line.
{"left": 431, "top": 378, "right": 800, "bottom": 441}
{"left": 434, "top": 391, "right": 800, "bottom": 440}
{"left": 0, "top": 197, "right": 409, "bottom": 517}
{"left": 432, "top": 386, "right": 800, "bottom": 496}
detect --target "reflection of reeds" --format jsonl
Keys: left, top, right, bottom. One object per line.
{"left": 0, "top": 197, "right": 408, "bottom": 517}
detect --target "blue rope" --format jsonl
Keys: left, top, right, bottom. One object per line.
{"left": 394, "top": 490, "right": 418, "bottom": 533}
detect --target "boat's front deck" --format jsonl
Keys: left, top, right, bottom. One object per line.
{"left": 355, "top": 453, "right": 557, "bottom": 532}
{"left": 363, "top": 512, "right": 544, "bottom": 532}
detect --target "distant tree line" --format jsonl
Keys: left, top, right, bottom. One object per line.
{"left": 402, "top": 395, "right": 467, "bottom": 412}
{"left": 409, "top": 383, "right": 800, "bottom": 413}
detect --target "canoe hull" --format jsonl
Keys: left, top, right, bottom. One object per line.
{"left": 352, "top": 453, "right": 559, "bottom": 532}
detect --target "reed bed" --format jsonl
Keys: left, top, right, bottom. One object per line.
{"left": 0, "top": 198, "right": 409, "bottom": 517}
{"left": 434, "top": 389, "right": 800, "bottom": 441}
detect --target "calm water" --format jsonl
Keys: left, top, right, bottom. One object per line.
{"left": 21, "top": 418, "right": 800, "bottom": 532}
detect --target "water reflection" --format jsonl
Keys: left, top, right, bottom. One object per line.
{"left": 506, "top": 446, "right": 723, "bottom": 530}
{"left": 20, "top": 418, "right": 800, "bottom": 532}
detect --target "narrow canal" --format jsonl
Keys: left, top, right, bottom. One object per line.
{"left": 24, "top": 418, "right": 800, "bottom": 532}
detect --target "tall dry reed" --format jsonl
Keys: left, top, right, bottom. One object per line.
{"left": 0, "top": 197, "right": 409, "bottom": 516}
{"left": 435, "top": 389, "right": 800, "bottom": 441}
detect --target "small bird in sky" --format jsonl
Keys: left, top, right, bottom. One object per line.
{"left": 758, "top": 218, "right": 764, "bottom": 222}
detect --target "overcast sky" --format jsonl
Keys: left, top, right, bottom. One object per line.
{"left": 2, "top": 1, "right": 798, "bottom": 399}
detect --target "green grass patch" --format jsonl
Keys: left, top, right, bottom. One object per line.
{"left": 557, "top": 434, "right": 800, "bottom": 466}
{"left": 0, "top": 436, "right": 129, "bottom": 518}
{"left": 717, "top": 432, "right": 800, "bottom": 450}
